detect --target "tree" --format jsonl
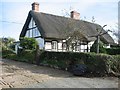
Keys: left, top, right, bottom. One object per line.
{"left": 66, "top": 30, "right": 87, "bottom": 51}
{"left": 89, "top": 24, "right": 110, "bottom": 53}
{"left": 20, "top": 37, "right": 38, "bottom": 50}
{"left": 1, "top": 37, "right": 16, "bottom": 50}
{"left": 61, "top": 9, "right": 109, "bottom": 53}
{"left": 90, "top": 40, "right": 106, "bottom": 53}
{"left": 61, "top": 9, "right": 87, "bottom": 52}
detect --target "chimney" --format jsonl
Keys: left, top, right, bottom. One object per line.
{"left": 70, "top": 11, "right": 80, "bottom": 20}
{"left": 32, "top": 2, "right": 39, "bottom": 12}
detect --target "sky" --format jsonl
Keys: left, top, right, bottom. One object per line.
{"left": 0, "top": 0, "right": 119, "bottom": 43}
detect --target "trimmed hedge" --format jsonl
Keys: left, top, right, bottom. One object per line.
{"left": 2, "top": 50, "right": 15, "bottom": 58}
{"left": 2, "top": 50, "right": 35, "bottom": 64}
{"left": 112, "top": 55, "right": 120, "bottom": 73}
{"left": 106, "top": 48, "right": 120, "bottom": 55}
{"left": 39, "top": 51, "right": 120, "bottom": 75}
{"left": 2, "top": 49, "right": 120, "bottom": 76}
{"left": 17, "top": 50, "right": 35, "bottom": 63}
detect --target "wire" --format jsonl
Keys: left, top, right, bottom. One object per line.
{"left": 0, "top": 20, "right": 23, "bottom": 24}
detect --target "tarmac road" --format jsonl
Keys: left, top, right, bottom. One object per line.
{"left": 26, "top": 77, "right": 118, "bottom": 88}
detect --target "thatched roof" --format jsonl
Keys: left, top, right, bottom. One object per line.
{"left": 20, "top": 10, "right": 114, "bottom": 44}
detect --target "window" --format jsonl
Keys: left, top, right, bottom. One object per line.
{"left": 36, "top": 38, "right": 44, "bottom": 49}
{"left": 30, "top": 30, "right": 33, "bottom": 37}
{"left": 28, "top": 18, "right": 35, "bottom": 28}
{"left": 25, "top": 17, "right": 41, "bottom": 38}
{"left": 45, "top": 42, "right": 52, "bottom": 50}
{"left": 32, "top": 28, "right": 40, "bottom": 37}
{"left": 62, "top": 43, "right": 66, "bottom": 50}
{"left": 52, "top": 41, "right": 57, "bottom": 50}
{"left": 58, "top": 42, "right": 62, "bottom": 49}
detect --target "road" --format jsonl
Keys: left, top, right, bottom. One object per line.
{"left": 26, "top": 77, "right": 119, "bottom": 88}
{"left": 0, "top": 59, "right": 119, "bottom": 88}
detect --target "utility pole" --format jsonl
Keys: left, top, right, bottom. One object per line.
{"left": 96, "top": 35, "right": 100, "bottom": 53}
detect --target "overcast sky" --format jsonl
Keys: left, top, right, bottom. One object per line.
{"left": 0, "top": 0, "right": 119, "bottom": 42}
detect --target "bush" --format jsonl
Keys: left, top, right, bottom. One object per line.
{"left": 1, "top": 37, "right": 16, "bottom": 50}
{"left": 9, "top": 44, "right": 16, "bottom": 51}
{"left": 90, "top": 40, "right": 106, "bottom": 53}
{"left": 20, "top": 37, "right": 38, "bottom": 50}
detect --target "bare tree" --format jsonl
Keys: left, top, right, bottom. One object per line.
{"left": 61, "top": 8, "right": 87, "bottom": 52}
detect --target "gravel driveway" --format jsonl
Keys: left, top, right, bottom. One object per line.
{"left": 0, "top": 59, "right": 119, "bottom": 88}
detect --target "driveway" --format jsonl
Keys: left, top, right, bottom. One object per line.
{"left": 0, "top": 59, "right": 119, "bottom": 88}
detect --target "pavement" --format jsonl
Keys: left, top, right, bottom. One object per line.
{"left": 0, "top": 59, "right": 119, "bottom": 88}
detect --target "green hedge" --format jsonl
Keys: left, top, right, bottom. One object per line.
{"left": 106, "top": 48, "right": 120, "bottom": 55}
{"left": 112, "top": 55, "right": 120, "bottom": 73}
{"left": 2, "top": 50, "right": 15, "bottom": 58}
{"left": 2, "top": 49, "right": 35, "bottom": 64}
{"left": 17, "top": 50, "right": 35, "bottom": 63}
{"left": 2, "top": 49, "right": 120, "bottom": 76}
{"left": 39, "top": 51, "right": 120, "bottom": 75}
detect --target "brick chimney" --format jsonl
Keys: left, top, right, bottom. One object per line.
{"left": 32, "top": 2, "right": 39, "bottom": 12}
{"left": 70, "top": 11, "right": 80, "bottom": 20}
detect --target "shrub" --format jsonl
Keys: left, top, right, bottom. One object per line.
{"left": 1, "top": 37, "right": 16, "bottom": 50}
{"left": 39, "top": 51, "right": 120, "bottom": 76}
{"left": 9, "top": 44, "right": 16, "bottom": 51}
{"left": 90, "top": 40, "right": 106, "bottom": 53}
{"left": 20, "top": 37, "right": 38, "bottom": 50}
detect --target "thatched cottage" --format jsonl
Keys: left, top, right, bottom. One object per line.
{"left": 20, "top": 2, "right": 114, "bottom": 52}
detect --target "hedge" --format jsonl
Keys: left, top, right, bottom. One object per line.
{"left": 2, "top": 49, "right": 36, "bottom": 64}
{"left": 106, "top": 48, "right": 120, "bottom": 55}
{"left": 39, "top": 51, "right": 120, "bottom": 75}
{"left": 2, "top": 49, "right": 120, "bottom": 76}
{"left": 2, "top": 50, "right": 15, "bottom": 58}
{"left": 17, "top": 50, "right": 35, "bottom": 63}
